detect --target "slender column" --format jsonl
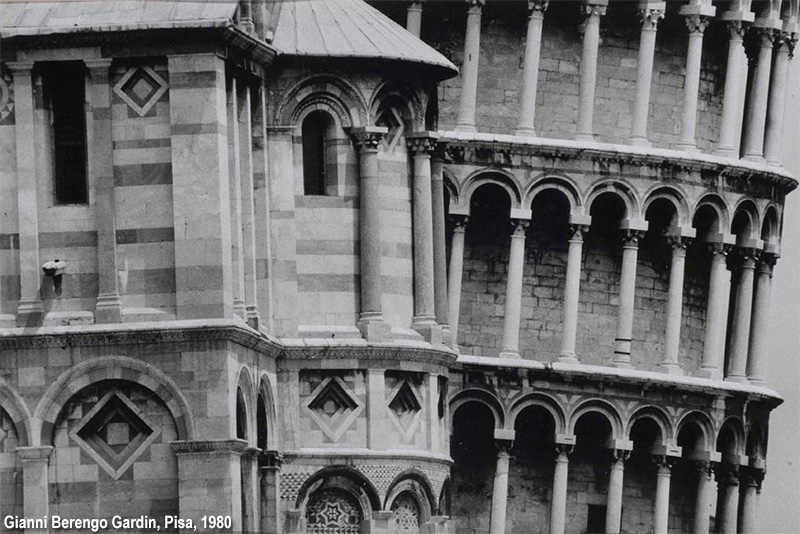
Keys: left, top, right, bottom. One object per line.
{"left": 87, "top": 59, "right": 123, "bottom": 323}
{"left": 717, "top": 20, "right": 749, "bottom": 156}
{"left": 549, "top": 443, "right": 573, "bottom": 534}
{"left": 699, "top": 243, "right": 732, "bottom": 379}
{"left": 559, "top": 224, "right": 589, "bottom": 363}
{"left": 252, "top": 84, "right": 273, "bottom": 333}
{"left": 456, "top": 0, "right": 486, "bottom": 132}
{"left": 630, "top": 3, "right": 665, "bottom": 146}
{"left": 516, "top": 0, "right": 549, "bottom": 136}
{"left": 227, "top": 76, "right": 246, "bottom": 320}
{"left": 489, "top": 440, "right": 512, "bottom": 534}
{"left": 407, "top": 0, "right": 423, "bottom": 37}
{"left": 17, "top": 446, "right": 53, "bottom": 534}
{"left": 500, "top": 220, "right": 529, "bottom": 358}
{"left": 431, "top": 152, "right": 450, "bottom": 340}
{"left": 238, "top": 82, "right": 260, "bottom": 329}
{"left": 738, "top": 469, "right": 764, "bottom": 534}
{"left": 448, "top": 215, "right": 468, "bottom": 350}
{"left": 743, "top": 27, "right": 776, "bottom": 160}
{"left": 693, "top": 461, "right": 714, "bottom": 534}
{"left": 8, "top": 62, "right": 44, "bottom": 325}
{"left": 662, "top": 236, "right": 691, "bottom": 374}
{"left": 746, "top": 254, "right": 776, "bottom": 384}
{"left": 726, "top": 249, "right": 758, "bottom": 382}
{"left": 606, "top": 449, "right": 630, "bottom": 534}
{"left": 351, "top": 127, "right": 390, "bottom": 342}
{"left": 677, "top": 13, "right": 711, "bottom": 151}
{"left": 575, "top": 1, "right": 607, "bottom": 140}
{"left": 654, "top": 456, "right": 675, "bottom": 534}
{"left": 764, "top": 33, "right": 793, "bottom": 165}
{"left": 715, "top": 464, "right": 740, "bottom": 534}
{"left": 408, "top": 133, "right": 441, "bottom": 343}
{"left": 613, "top": 230, "right": 644, "bottom": 368}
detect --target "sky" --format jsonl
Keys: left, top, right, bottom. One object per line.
{"left": 759, "top": 57, "right": 800, "bottom": 533}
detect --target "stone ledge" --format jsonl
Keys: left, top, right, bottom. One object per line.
{"left": 170, "top": 439, "right": 249, "bottom": 454}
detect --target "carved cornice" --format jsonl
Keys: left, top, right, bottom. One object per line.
{"left": 281, "top": 342, "right": 457, "bottom": 368}
{"left": 170, "top": 439, "right": 249, "bottom": 455}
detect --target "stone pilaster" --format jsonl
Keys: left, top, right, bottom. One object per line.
{"left": 431, "top": 147, "right": 451, "bottom": 343}
{"left": 17, "top": 446, "right": 53, "bottom": 534}
{"left": 259, "top": 451, "right": 284, "bottom": 534}
{"left": 227, "top": 75, "right": 246, "bottom": 320}
{"left": 252, "top": 84, "right": 273, "bottom": 333}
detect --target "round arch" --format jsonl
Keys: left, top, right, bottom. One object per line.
{"left": 384, "top": 470, "right": 436, "bottom": 519}
{"left": 34, "top": 356, "right": 194, "bottom": 446}
{"left": 257, "top": 374, "right": 279, "bottom": 450}
{"left": 368, "top": 81, "right": 426, "bottom": 131}
{"left": 760, "top": 204, "right": 780, "bottom": 247}
{"left": 716, "top": 416, "right": 747, "bottom": 457}
{"left": 642, "top": 185, "right": 692, "bottom": 228}
{"left": 731, "top": 198, "right": 761, "bottom": 241}
{"left": 523, "top": 174, "right": 583, "bottom": 214}
{"left": 507, "top": 392, "right": 567, "bottom": 435}
{"left": 461, "top": 169, "right": 524, "bottom": 211}
{"left": 691, "top": 194, "right": 731, "bottom": 236}
{"left": 568, "top": 399, "right": 624, "bottom": 440}
{"left": 449, "top": 389, "right": 505, "bottom": 430}
{"left": 442, "top": 168, "right": 461, "bottom": 206}
{"left": 0, "top": 376, "right": 32, "bottom": 447}
{"left": 585, "top": 179, "right": 642, "bottom": 221}
{"left": 625, "top": 406, "right": 675, "bottom": 446}
{"left": 277, "top": 74, "right": 368, "bottom": 128}
{"left": 236, "top": 367, "right": 255, "bottom": 444}
{"left": 675, "top": 411, "right": 715, "bottom": 453}
{"left": 295, "top": 465, "right": 382, "bottom": 515}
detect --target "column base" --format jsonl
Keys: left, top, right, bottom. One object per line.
{"left": 412, "top": 318, "right": 443, "bottom": 345}
{"left": 246, "top": 306, "right": 262, "bottom": 331}
{"left": 95, "top": 293, "right": 123, "bottom": 324}
{"left": 16, "top": 298, "right": 44, "bottom": 327}
{"left": 747, "top": 376, "right": 767, "bottom": 386}
{"left": 743, "top": 153, "right": 765, "bottom": 163}
{"left": 716, "top": 146, "right": 737, "bottom": 158}
{"left": 363, "top": 511, "right": 393, "bottom": 534}
{"left": 575, "top": 133, "right": 594, "bottom": 142}
{"left": 629, "top": 136, "right": 650, "bottom": 148}
{"left": 724, "top": 374, "right": 750, "bottom": 384}
{"left": 441, "top": 325, "right": 453, "bottom": 347}
{"left": 455, "top": 123, "right": 476, "bottom": 133}
{"left": 514, "top": 126, "right": 537, "bottom": 138}
{"left": 357, "top": 314, "right": 392, "bottom": 342}
{"left": 233, "top": 299, "right": 247, "bottom": 320}
{"left": 659, "top": 363, "right": 684, "bottom": 376}
{"left": 676, "top": 142, "right": 699, "bottom": 153}
{"left": 766, "top": 158, "right": 783, "bottom": 168}
{"left": 696, "top": 367, "right": 723, "bottom": 381}
{"left": 557, "top": 352, "right": 580, "bottom": 365}
{"left": 499, "top": 350, "right": 521, "bottom": 359}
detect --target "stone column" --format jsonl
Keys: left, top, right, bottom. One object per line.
{"left": 559, "top": 223, "right": 589, "bottom": 363}
{"left": 456, "top": 0, "right": 486, "bottom": 132}
{"left": 241, "top": 448, "right": 259, "bottom": 533}
{"left": 17, "top": 446, "right": 53, "bottom": 534}
{"left": 738, "top": 468, "right": 764, "bottom": 534}
{"left": 227, "top": 75, "right": 247, "bottom": 320}
{"left": 516, "top": 0, "right": 549, "bottom": 137}
{"left": 549, "top": 443, "right": 573, "bottom": 534}
{"left": 693, "top": 461, "right": 714, "bottom": 534}
{"left": 677, "top": 10, "right": 713, "bottom": 151}
{"left": 431, "top": 150, "right": 450, "bottom": 342}
{"left": 746, "top": 254, "right": 776, "bottom": 384}
{"left": 238, "top": 81, "right": 261, "bottom": 329}
{"left": 699, "top": 243, "right": 732, "bottom": 380}
{"left": 172, "top": 440, "right": 248, "bottom": 533}
{"left": 576, "top": 1, "right": 608, "bottom": 141}
{"left": 662, "top": 235, "right": 692, "bottom": 374}
{"left": 653, "top": 456, "right": 675, "bottom": 534}
{"left": 407, "top": 0, "right": 423, "bottom": 37}
{"left": 613, "top": 229, "right": 645, "bottom": 368}
{"left": 764, "top": 33, "right": 793, "bottom": 165}
{"left": 448, "top": 215, "right": 469, "bottom": 350}
{"left": 169, "top": 53, "right": 233, "bottom": 320}
{"left": 259, "top": 451, "right": 283, "bottom": 534}
{"left": 726, "top": 249, "right": 758, "bottom": 383}
{"left": 717, "top": 19, "right": 750, "bottom": 156}
{"left": 500, "top": 219, "right": 529, "bottom": 358}
{"left": 630, "top": 3, "right": 665, "bottom": 146}
{"left": 8, "top": 62, "right": 44, "bottom": 326}
{"left": 715, "top": 464, "right": 740, "bottom": 534}
{"left": 606, "top": 449, "right": 630, "bottom": 534}
{"left": 252, "top": 84, "right": 273, "bottom": 333}
{"left": 351, "top": 127, "right": 390, "bottom": 342}
{"left": 87, "top": 59, "right": 123, "bottom": 323}
{"left": 743, "top": 27, "right": 776, "bottom": 161}
{"left": 408, "top": 132, "right": 441, "bottom": 343}
{"left": 489, "top": 435, "right": 514, "bottom": 534}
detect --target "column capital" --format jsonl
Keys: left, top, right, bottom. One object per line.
{"left": 5, "top": 61, "right": 35, "bottom": 74}
{"left": 714, "top": 462, "right": 741, "bottom": 486}
{"left": 610, "top": 448, "right": 632, "bottom": 465}
{"left": 749, "top": 25, "right": 778, "bottom": 47}
{"left": 83, "top": 58, "right": 114, "bottom": 71}
{"left": 568, "top": 223, "right": 590, "bottom": 241}
{"left": 408, "top": 0, "right": 424, "bottom": 10}
{"left": 406, "top": 131, "right": 441, "bottom": 154}
{"left": 707, "top": 241, "right": 734, "bottom": 258}
{"left": 684, "top": 14, "right": 711, "bottom": 34}
{"left": 742, "top": 467, "right": 766, "bottom": 489}
{"left": 16, "top": 446, "right": 54, "bottom": 462}
{"left": 582, "top": 1, "right": 608, "bottom": 18}
{"left": 638, "top": 6, "right": 665, "bottom": 31}
{"left": 729, "top": 246, "right": 761, "bottom": 268}
{"left": 258, "top": 449, "right": 284, "bottom": 469}
{"left": 621, "top": 229, "right": 646, "bottom": 247}
{"left": 510, "top": 219, "right": 530, "bottom": 236}
{"left": 694, "top": 459, "right": 715, "bottom": 479}
{"left": 449, "top": 214, "right": 469, "bottom": 230}
{"left": 726, "top": 19, "right": 749, "bottom": 40}
{"left": 757, "top": 252, "right": 778, "bottom": 274}
{"left": 554, "top": 443, "right": 574, "bottom": 459}
{"left": 667, "top": 234, "right": 693, "bottom": 253}
{"left": 528, "top": 0, "right": 549, "bottom": 15}
{"left": 653, "top": 455, "right": 677, "bottom": 474}
{"left": 466, "top": 0, "right": 486, "bottom": 12}
{"left": 350, "top": 126, "right": 388, "bottom": 151}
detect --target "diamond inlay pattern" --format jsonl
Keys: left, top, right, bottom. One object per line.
{"left": 303, "top": 377, "right": 364, "bottom": 442}
{"left": 387, "top": 381, "right": 422, "bottom": 441}
{"left": 0, "top": 69, "right": 14, "bottom": 125}
{"left": 70, "top": 389, "right": 160, "bottom": 479}
{"left": 113, "top": 65, "right": 168, "bottom": 117}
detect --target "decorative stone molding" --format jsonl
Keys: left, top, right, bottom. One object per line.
{"left": 113, "top": 65, "right": 168, "bottom": 117}
{"left": 302, "top": 376, "right": 365, "bottom": 442}
{"left": 259, "top": 449, "right": 284, "bottom": 468}
{"left": 406, "top": 131, "right": 441, "bottom": 154}
{"left": 0, "top": 68, "right": 14, "bottom": 125}
{"left": 170, "top": 439, "right": 249, "bottom": 454}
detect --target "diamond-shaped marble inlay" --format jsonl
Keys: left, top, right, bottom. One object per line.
{"left": 387, "top": 381, "right": 422, "bottom": 441}
{"left": 303, "top": 377, "right": 364, "bottom": 442}
{"left": 376, "top": 106, "right": 404, "bottom": 151}
{"left": 70, "top": 389, "right": 160, "bottom": 479}
{"left": 113, "top": 65, "right": 168, "bottom": 117}
{"left": 0, "top": 69, "right": 14, "bottom": 125}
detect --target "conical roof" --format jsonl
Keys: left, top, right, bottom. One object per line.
{"left": 272, "top": 0, "right": 458, "bottom": 79}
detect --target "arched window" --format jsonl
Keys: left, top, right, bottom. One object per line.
{"left": 306, "top": 488, "right": 362, "bottom": 534}
{"left": 302, "top": 110, "right": 335, "bottom": 196}
{"left": 390, "top": 492, "right": 421, "bottom": 534}
{"left": 236, "top": 388, "right": 247, "bottom": 440}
